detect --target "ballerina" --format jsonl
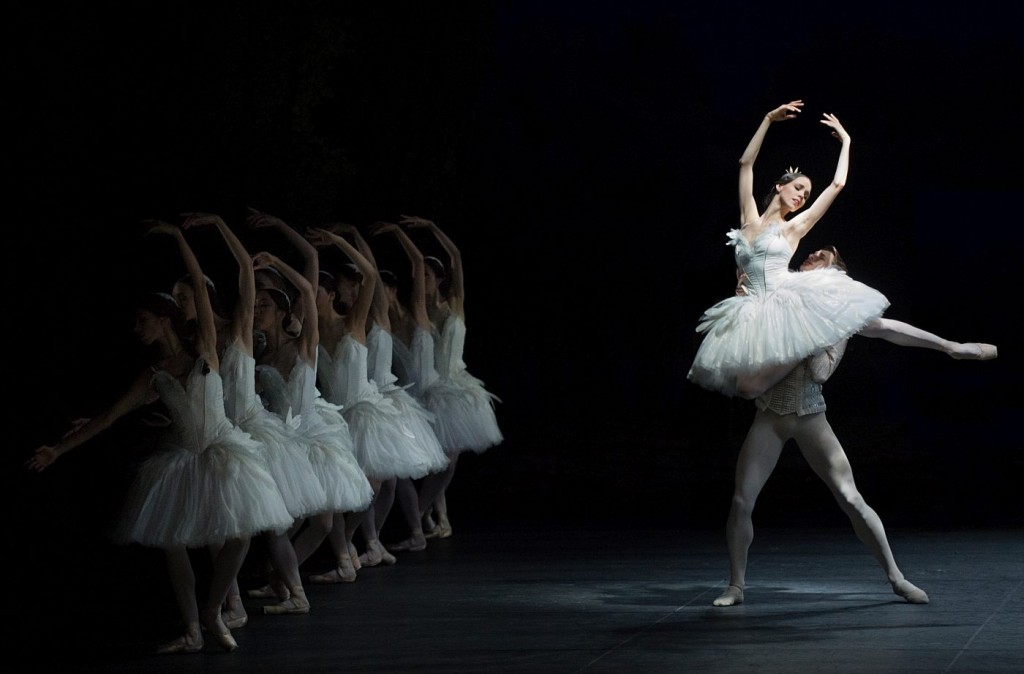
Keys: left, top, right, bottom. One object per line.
{"left": 371, "top": 219, "right": 502, "bottom": 546}
{"left": 27, "top": 222, "right": 294, "bottom": 653}
{"left": 687, "top": 100, "right": 996, "bottom": 401}
{"left": 246, "top": 209, "right": 374, "bottom": 585}
{"left": 309, "top": 225, "right": 448, "bottom": 567}
{"left": 178, "top": 212, "right": 324, "bottom": 617}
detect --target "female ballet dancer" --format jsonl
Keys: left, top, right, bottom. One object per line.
{"left": 336, "top": 223, "right": 448, "bottom": 557}
{"left": 404, "top": 216, "right": 503, "bottom": 539}
{"left": 371, "top": 218, "right": 502, "bottom": 546}
{"left": 246, "top": 209, "right": 374, "bottom": 585}
{"left": 177, "top": 212, "right": 325, "bottom": 617}
{"left": 26, "top": 222, "right": 294, "bottom": 654}
{"left": 309, "top": 225, "right": 447, "bottom": 567}
{"left": 687, "top": 100, "right": 996, "bottom": 401}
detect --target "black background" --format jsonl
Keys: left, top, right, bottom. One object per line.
{"left": 9, "top": 0, "right": 1021, "bottom": 577}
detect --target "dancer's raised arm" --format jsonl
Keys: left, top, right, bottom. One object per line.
{"left": 253, "top": 250, "right": 319, "bottom": 365}
{"left": 401, "top": 215, "right": 465, "bottom": 320}
{"left": 332, "top": 222, "right": 391, "bottom": 332}
{"left": 370, "top": 221, "right": 432, "bottom": 332}
{"left": 152, "top": 221, "right": 220, "bottom": 371}
{"left": 739, "top": 100, "right": 803, "bottom": 226}
{"left": 307, "top": 226, "right": 377, "bottom": 341}
{"left": 182, "top": 213, "right": 256, "bottom": 355}
{"left": 786, "top": 112, "right": 851, "bottom": 242}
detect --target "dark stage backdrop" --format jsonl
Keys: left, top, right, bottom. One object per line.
{"left": 9, "top": 0, "right": 1021, "bottom": 560}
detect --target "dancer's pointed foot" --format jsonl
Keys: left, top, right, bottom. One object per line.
{"left": 348, "top": 542, "right": 362, "bottom": 571}
{"left": 309, "top": 557, "right": 356, "bottom": 584}
{"left": 246, "top": 569, "right": 290, "bottom": 600}
{"left": 200, "top": 612, "right": 238, "bottom": 652}
{"left": 426, "top": 521, "right": 452, "bottom": 539}
{"left": 359, "top": 539, "right": 398, "bottom": 567}
{"left": 156, "top": 628, "right": 203, "bottom": 655}
{"left": 892, "top": 579, "right": 929, "bottom": 604}
{"left": 246, "top": 584, "right": 280, "bottom": 599}
{"left": 950, "top": 343, "right": 998, "bottom": 360}
{"left": 712, "top": 585, "right": 744, "bottom": 607}
{"left": 390, "top": 533, "right": 427, "bottom": 552}
{"left": 222, "top": 608, "right": 248, "bottom": 630}
{"left": 264, "top": 591, "right": 311, "bottom": 615}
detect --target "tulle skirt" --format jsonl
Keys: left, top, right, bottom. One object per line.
{"left": 241, "top": 408, "right": 328, "bottom": 520}
{"left": 687, "top": 267, "right": 889, "bottom": 397}
{"left": 421, "top": 372, "right": 503, "bottom": 454}
{"left": 114, "top": 427, "right": 293, "bottom": 548}
{"left": 345, "top": 392, "right": 449, "bottom": 480}
{"left": 302, "top": 406, "right": 375, "bottom": 513}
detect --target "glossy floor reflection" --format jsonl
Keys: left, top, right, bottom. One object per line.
{"left": 13, "top": 522, "right": 1022, "bottom": 673}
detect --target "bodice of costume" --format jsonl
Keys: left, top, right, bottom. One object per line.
{"left": 257, "top": 354, "right": 321, "bottom": 422}
{"left": 729, "top": 223, "right": 794, "bottom": 297}
{"left": 318, "top": 334, "right": 380, "bottom": 407}
{"left": 221, "top": 341, "right": 263, "bottom": 424}
{"left": 411, "top": 326, "right": 441, "bottom": 396}
{"left": 150, "top": 359, "right": 233, "bottom": 454}
{"left": 366, "top": 323, "right": 400, "bottom": 392}
{"left": 434, "top": 314, "right": 468, "bottom": 380}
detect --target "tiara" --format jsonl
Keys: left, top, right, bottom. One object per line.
{"left": 787, "top": 166, "right": 800, "bottom": 174}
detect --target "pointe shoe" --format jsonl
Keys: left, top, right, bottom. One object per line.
{"left": 208, "top": 629, "right": 238, "bottom": 652}
{"left": 309, "top": 563, "right": 356, "bottom": 584}
{"left": 264, "top": 593, "right": 311, "bottom": 615}
{"left": 389, "top": 536, "right": 427, "bottom": 552}
{"left": 893, "top": 579, "right": 930, "bottom": 604}
{"left": 951, "top": 343, "right": 998, "bottom": 360}
{"left": 223, "top": 610, "right": 248, "bottom": 630}
{"left": 425, "top": 523, "right": 452, "bottom": 540}
{"left": 359, "top": 540, "right": 398, "bottom": 566}
{"left": 247, "top": 584, "right": 279, "bottom": 599}
{"left": 347, "top": 543, "right": 362, "bottom": 571}
{"left": 200, "top": 621, "right": 238, "bottom": 652}
{"left": 156, "top": 634, "right": 204, "bottom": 655}
{"left": 246, "top": 569, "right": 290, "bottom": 600}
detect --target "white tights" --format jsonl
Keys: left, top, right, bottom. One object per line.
{"left": 718, "top": 409, "right": 910, "bottom": 600}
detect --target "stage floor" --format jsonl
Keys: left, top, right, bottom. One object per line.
{"left": 12, "top": 521, "right": 1022, "bottom": 673}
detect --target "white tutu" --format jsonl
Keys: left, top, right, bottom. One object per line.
{"left": 322, "top": 335, "right": 449, "bottom": 480}
{"left": 115, "top": 365, "right": 293, "bottom": 548}
{"left": 688, "top": 224, "right": 889, "bottom": 397}
{"left": 420, "top": 317, "right": 503, "bottom": 454}
{"left": 222, "top": 343, "right": 328, "bottom": 520}
{"left": 258, "top": 357, "right": 374, "bottom": 513}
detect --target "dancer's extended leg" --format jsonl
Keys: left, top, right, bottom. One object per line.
{"left": 859, "top": 318, "right": 996, "bottom": 360}
{"left": 794, "top": 415, "right": 929, "bottom": 604}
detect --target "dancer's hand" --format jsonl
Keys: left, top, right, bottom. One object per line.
{"left": 25, "top": 445, "right": 60, "bottom": 472}
{"left": 398, "top": 214, "right": 434, "bottom": 228}
{"left": 369, "top": 221, "right": 399, "bottom": 236}
{"left": 245, "top": 208, "right": 287, "bottom": 230}
{"left": 766, "top": 100, "right": 803, "bottom": 123}
{"left": 180, "top": 212, "right": 225, "bottom": 229}
{"left": 820, "top": 113, "right": 850, "bottom": 143}
{"left": 735, "top": 272, "right": 750, "bottom": 297}
{"left": 252, "top": 251, "right": 278, "bottom": 271}
{"left": 304, "top": 228, "right": 335, "bottom": 248}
